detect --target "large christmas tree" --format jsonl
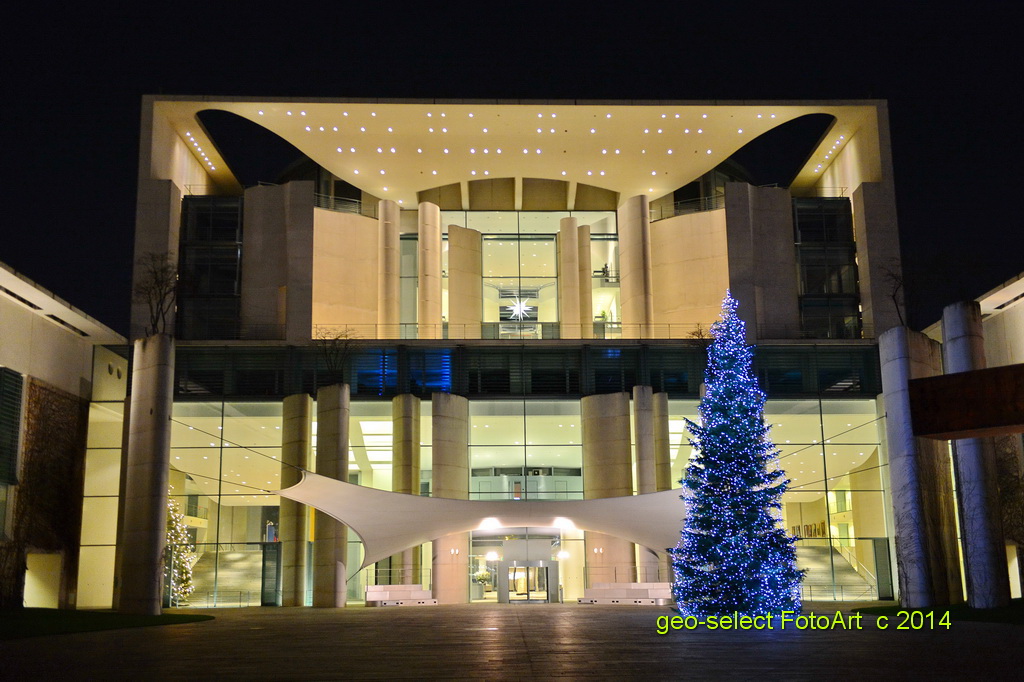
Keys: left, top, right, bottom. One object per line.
{"left": 671, "top": 292, "right": 803, "bottom": 616}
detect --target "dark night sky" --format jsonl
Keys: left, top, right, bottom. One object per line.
{"left": 3, "top": 5, "right": 1022, "bottom": 336}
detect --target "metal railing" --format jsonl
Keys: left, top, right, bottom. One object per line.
{"left": 650, "top": 193, "right": 726, "bottom": 222}
{"left": 314, "top": 193, "right": 378, "bottom": 218}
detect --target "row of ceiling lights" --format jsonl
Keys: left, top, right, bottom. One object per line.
{"left": 185, "top": 131, "right": 216, "bottom": 171}
{"left": 814, "top": 135, "right": 847, "bottom": 173}
{"left": 335, "top": 146, "right": 709, "bottom": 155}
{"left": 260, "top": 108, "right": 778, "bottom": 120}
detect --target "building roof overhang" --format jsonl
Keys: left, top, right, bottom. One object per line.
{"left": 0, "top": 261, "right": 124, "bottom": 344}
{"left": 151, "top": 97, "right": 885, "bottom": 204}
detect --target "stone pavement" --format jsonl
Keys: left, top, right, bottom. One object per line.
{"left": 2, "top": 602, "right": 1021, "bottom": 680}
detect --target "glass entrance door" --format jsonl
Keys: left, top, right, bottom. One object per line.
{"left": 508, "top": 566, "right": 548, "bottom": 602}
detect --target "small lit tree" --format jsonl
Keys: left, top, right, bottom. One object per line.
{"left": 671, "top": 292, "right": 803, "bottom": 616}
{"left": 165, "top": 491, "right": 196, "bottom": 606}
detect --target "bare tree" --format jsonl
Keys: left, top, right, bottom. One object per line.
{"left": 314, "top": 326, "right": 360, "bottom": 386}
{"left": 133, "top": 252, "right": 178, "bottom": 336}
{"left": 881, "top": 259, "right": 905, "bottom": 327}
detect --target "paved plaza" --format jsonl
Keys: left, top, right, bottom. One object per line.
{"left": 3, "top": 603, "right": 1022, "bottom": 680}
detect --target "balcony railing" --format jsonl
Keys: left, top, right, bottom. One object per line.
{"left": 314, "top": 193, "right": 378, "bottom": 218}
{"left": 650, "top": 193, "right": 726, "bottom": 222}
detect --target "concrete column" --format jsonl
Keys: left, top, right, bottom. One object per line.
{"left": 653, "top": 392, "right": 672, "bottom": 491}
{"left": 118, "top": 334, "right": 174, "bottom": 615}
{"left": 633, "top": 385, "right": 661, "bottom": 581}
{"left": 617, "top": 195, "right": 654, "bottom": 338}
{"left": 392, "top": 394, "right": 421, "bottom": 582}
{"left": 582, "top": 392, "right": 635, "bottom": 582}
{"left": 879, "top": 327, "right": 962, "bottom": 607}
{"left": 417, "top": 202, "right": 443, "bottom": 339}
{"left": 280, "top": 393, "right": 313, "bottom": 606}
{"left": 431, "top": 393, "right": 470, "bottom": 603}
{"left": 313, "top": 384, "right": 350, "bottom": 607}
{"left": 577, "top": 224, "right": 594, "bottom": 339}
{"left": 634, "top": 386, "right": 656, "bottom": 494}
{"left": 558, "top": 217, "right": 582, "bottom": 339}
{"left": 852, "top": 182, "right": 905, "bottom": 336}
{"left": 942, "top": 301, "right": 1010, "bottom": 608}
{"left": 377, "top": 200, "right": 401, "bottom": 339}
{"left": 448, "top": 224, "right": 482, "bottom": 339}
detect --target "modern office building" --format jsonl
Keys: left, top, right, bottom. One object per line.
{"left": 6, "top": 97, "right": 1016, "bottom": 611}
{"left": 0, "top": 262, "right": 125, "bottom": 610}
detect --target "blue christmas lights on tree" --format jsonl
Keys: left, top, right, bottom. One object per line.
{"left": 671, "top": 292, "right": 803, "bottom": 616}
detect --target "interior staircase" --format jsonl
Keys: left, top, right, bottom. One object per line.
{"left": 796, "top": 545, "right": 876, "bottom": 601}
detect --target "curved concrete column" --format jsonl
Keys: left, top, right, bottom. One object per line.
{"left": 582, "top": 392, "right": 635, "bottom": 582}
{"left": 879, "top": 327, "right": 961, "bottom": 607}
{"left": 313, "top": 384, "right": 350, "bottom": 607}
{"left": 617, "top": 195, "right": 654, "bottom": 338}
{"left": 558, "top": 217, "right": 581, "bottom": 339}
{"left": 417, "top": 202, "right": 443, "bottom": 339}
{"left": 118, "top": 334, "right": 174, "bottom": 615}
{"left": 280, "top": 393, "right": 313, "bottom": 606}
{"left": 377, "top": 200, "right": 401, "bottom": 339}
{"left": 448, "top": 225, "right": 482, "bottom": 339}
{"left": 431, "top": 393, "right": 470, "bottom": 603}
{"left": 942, "top": 301, "right": 1010, "bottom": 608}
{"left": 392, "top": 394, "right": 421, "bottom": 582}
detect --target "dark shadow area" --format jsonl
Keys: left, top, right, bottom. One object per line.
{"left": 729, "top": 114, "right": 835, "bottom": 187}
{"left": 0, "top": 608, "right": 214, "bottom": 640}
{"left": 197, "top": 110, "right": 307, "bottom": 187}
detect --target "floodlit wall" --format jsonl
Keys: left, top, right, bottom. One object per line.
{"left": 651, "top": 208, "right": 729, "bottom": 331}
{"left": 0, "top": 294, "right": 95, "bottom": 399}
{"left": 311, "top": 208, "right": 380, "bottom": 335}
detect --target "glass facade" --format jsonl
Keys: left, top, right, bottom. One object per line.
{"left": 93, "top": 392, "right": 884, "bottom": 606}
{"left": 794, "top": 197, "right": 863, "bottom": 339}
{"left": 176, "top": 196, "right": 244, "bottom": 340}
{"left": 397, "top": 210, "right": 619, "bottom": 340}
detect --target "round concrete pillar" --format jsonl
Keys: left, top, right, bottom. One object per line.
{"left": 280, "top": 393, "right": 313, "bottom": 606}
{"left": 616, "top": 195, "right": 653, "bottom": 338}
{"left": 558, "top": 217, "right": 581, "bottom": 339}
{"left": 582, "top": 392, "right": 635, "bottom": 582}
{"left": 313, "top": 384, "right": 350, "bottom": 607}
{"left": 392, "top": 394, "right": 421, "bottom": 582}
{"left": 377, "top": 200, "right": 401, "bottom": 339}
{"left": 417, "top": 202, "right": 442, "bottom": 339}
{"left": 118, "top": 334, "right": 174, "bottom": 615}
{"left": 879, "top": 326, "right": 962, "bottom": 607}
{"left": 942, "top": 301, "right": 1010, "bottom": 609}
{"left": 431, "top": 393, "right": 470, "bottom": 603}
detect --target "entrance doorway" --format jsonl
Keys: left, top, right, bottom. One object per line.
{"left": 508, "top": 566, "right": 548, "bottom": 602}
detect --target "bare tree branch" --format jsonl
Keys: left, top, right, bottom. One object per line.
{"left": 132, "top": 252, "right": 178, "bottom": 336}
